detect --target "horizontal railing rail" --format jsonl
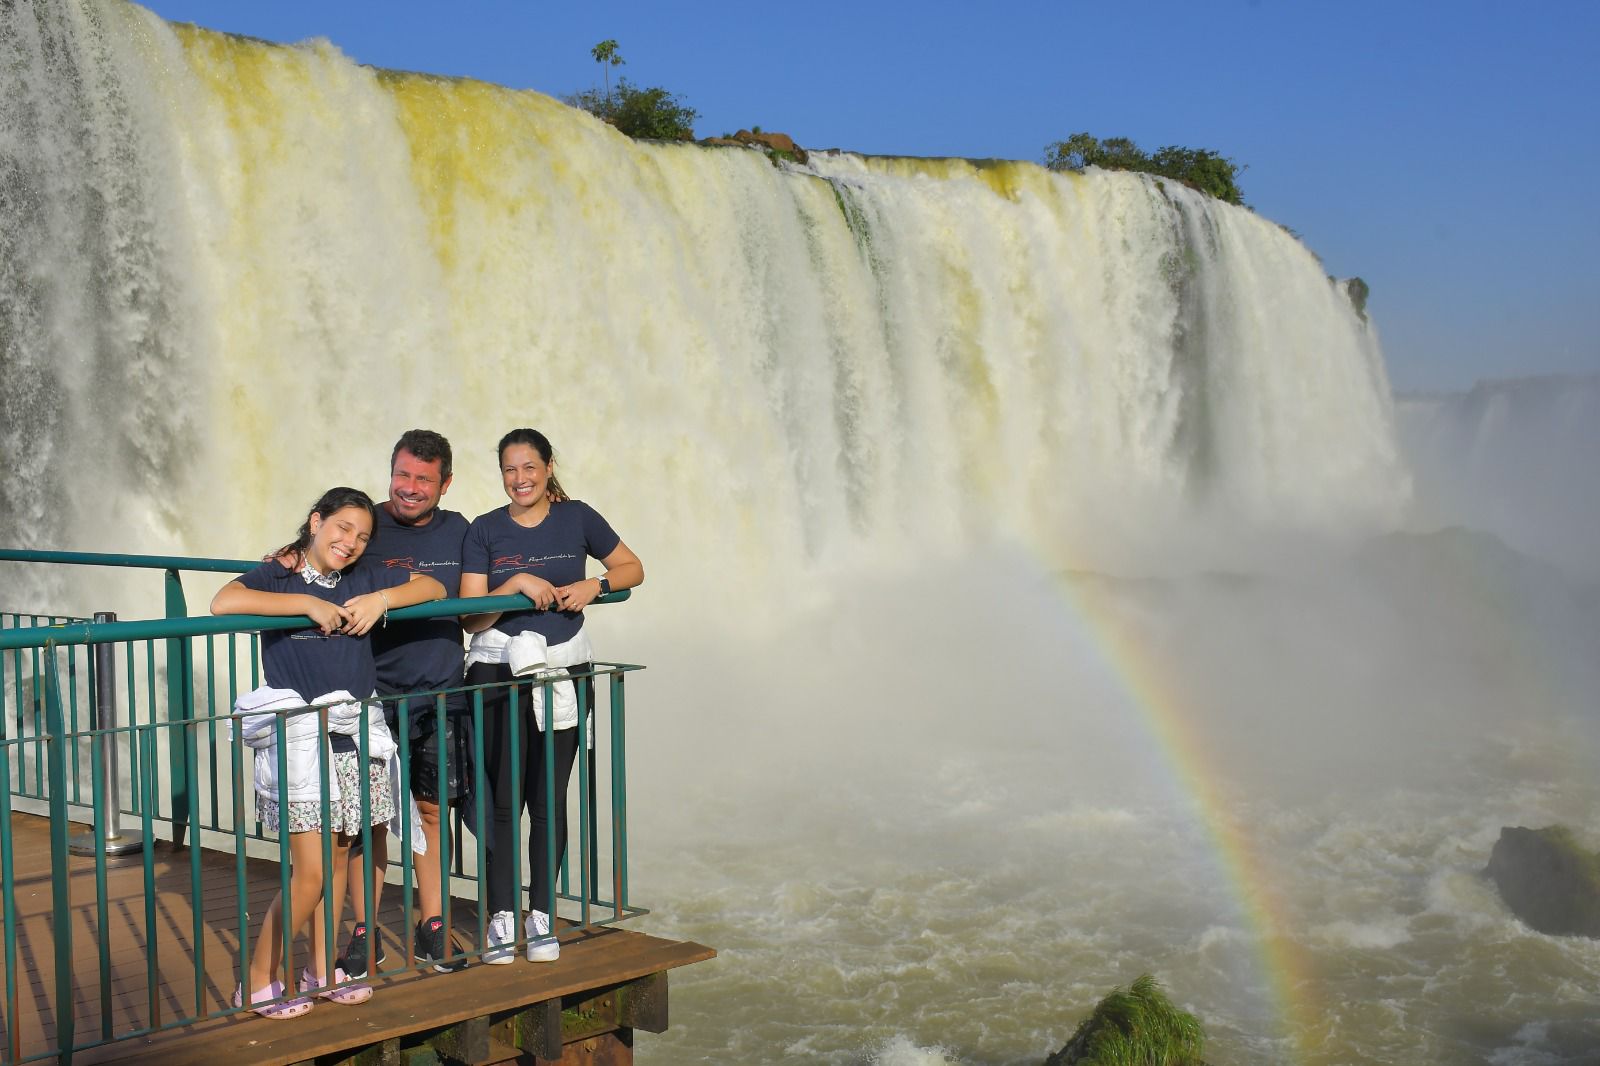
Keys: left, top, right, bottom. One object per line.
{"left": 0, "top": 592, "right": 632, "bottom": 650}
{"left": 0, "top": 547, "right": 259, "bottom": 572}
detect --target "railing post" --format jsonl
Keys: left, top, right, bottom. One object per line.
{"left": 43, "top": 645, "right": 76, "bottom": 1060}
{"left": 70, "top": 613, "right": 142, "bottom": 856}
{"left": 165, "top": 569, "right": 195, "bottom": 847}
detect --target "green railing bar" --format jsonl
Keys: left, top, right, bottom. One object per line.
{"left": 1, "top": 737, "right": 18, "bottom": 1064}
{"left": 90, "top": 731, "right": 112, "bottom": 1038}
{"left": 166, "top": 569, "right": 195, "bottom": 847}
{"left": 611, "top": 671, "right": 629, "bottom": 914}
{"left": 576, "top": 675, "right": 592, "bottom": 930}
{"left": 43, "top": 650, "right": 75, "bottom": 1060}
{"left": 0, "top": 548, "right": 255, "bottom": 572}
{"left": 138, "top": 726, "right": 160, "bottom": 1028}
{"left": 0, "top": 591, "right": 631, "bottom": 651}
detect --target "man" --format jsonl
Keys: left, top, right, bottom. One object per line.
{"left": 344, "top": 429, "right": 472, "bottom": 975}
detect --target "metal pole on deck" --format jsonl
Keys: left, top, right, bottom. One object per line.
{"left": 70, "top": 613, "right": 142, "bottom": 856}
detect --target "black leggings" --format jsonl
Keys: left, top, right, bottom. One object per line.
{"left": 466, "top": 660, "right": 590, "bottom": 916}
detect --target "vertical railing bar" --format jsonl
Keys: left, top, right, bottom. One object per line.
{"left": 544, "top": 678, "right": 559, "bottom": 923}
{"left": 164, "top": 568, "right": 194, "bottom": 849}
{"left": 276, "top": 713, "right": 293, "bottom": 993}
{"left": 187, "top": 711, "right": 204, "bottom": 1017}
{"left": 29, "top": 641, "right": 42, "bottom": 797}
{"left": 575, "top": 671, "right": 591, "bottom": 930}
{"left": 397, "top": 697, "right": 413, "bottom": 964}
{"left": 44, "top": 646, "right": 76, "bottom": 1061}
{"left": 355, "top": 700, "right": 372, "bottom": 980}
{"left": 609, "top": 669, "right": 625, "bottom": 920}
{"left": 124, "top": 641, "right": 139, "bottom": 814}
{"left": 91, "top": 726, "right": 113, "bottom": 1038}
{"left": 230, "top": 669, "right": 250, "bottom": 1012}
{"left": 206, "top": 636, "right": 219, "bottom": 831}
{"left": 144, "top": 641, "right": 159, "bottom": 821}
{"left": 317, "top": 707, "right": 335, "bottom": 989}
{"left": 471, "top": 687, "right": 489, "bottom": 950}
{"left": 431, "top": 693, "right": 447, "bottom": 963}
{"left": 509, "top": 682, "right": 523, "bottom": 947}
{"left": 67, "top": 645, "right": 81, "bottom": 805}
{"left": 1, "top": 733, "right": 20, "bottom": 1063}
{"left": 614, "top": 672, "right": 629, "bottom": 909}
{"left": 139, "top": 725, "right": 160, "bottom": 1029}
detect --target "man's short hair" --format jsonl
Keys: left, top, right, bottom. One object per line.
{"left": 391, "top": 429, "right": 453, "bottom": 481}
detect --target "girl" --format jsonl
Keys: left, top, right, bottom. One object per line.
{"left": 459, "top": 429, "right": 642, "bottom": 964}
{"left": 214, "top": 487, "right": 444, "bottom": 1018}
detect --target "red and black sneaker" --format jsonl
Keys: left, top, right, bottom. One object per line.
{"left": 415, "top": 915, "right": 467, "bottom": 974}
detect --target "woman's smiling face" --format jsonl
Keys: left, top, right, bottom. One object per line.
{"left": 500, "top": 443, "right": 551, "bottom": 509}
{"left": 307, "top": 504, "right": 374, "bottom": 573}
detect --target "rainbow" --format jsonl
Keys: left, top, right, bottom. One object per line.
{"left": 1056, "top": 570, "right": 1323, "bottom": 1064}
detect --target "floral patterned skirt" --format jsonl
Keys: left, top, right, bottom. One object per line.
{"left": 257, "top": 752, "right": 395, "bottom": 836}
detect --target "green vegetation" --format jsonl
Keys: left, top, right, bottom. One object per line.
{"left": 590, "top": 39, "right": 624, "bottom": 98}
{"left": 1046, "top": 975, "right": 1206, "bottom": 1066}
{"left": 564, "top": 78, "right": 698, "bottom": 140}
{"left": 563, "top": 39, "right": 697, "bottom": 140}
{"left": 1044, "top": 132, "right": 1246, "bottom": 206}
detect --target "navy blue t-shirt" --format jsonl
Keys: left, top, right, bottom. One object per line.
{"left": 238, "top": 558, "right": 409, "bottom": 751}
{"left": 356, "top": 506, "right": 469, "bottom": 698}
{"left": 461, "top": 501, "right": 620, "bottom": 645}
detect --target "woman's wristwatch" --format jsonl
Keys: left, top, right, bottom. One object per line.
{"left": 596, "top": 575, "right": 611, "bottom": 596}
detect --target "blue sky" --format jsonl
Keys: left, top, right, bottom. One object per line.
{"left": 139, "top": 0, "right": 1598, "bottom": 393}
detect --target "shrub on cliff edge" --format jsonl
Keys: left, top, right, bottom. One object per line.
{"left": 564, "top": 77, "right": 697, "bottom": 141}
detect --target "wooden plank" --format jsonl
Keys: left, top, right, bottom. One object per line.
{"left": 3, "top": 812, "right": 713, "bottom": 1066}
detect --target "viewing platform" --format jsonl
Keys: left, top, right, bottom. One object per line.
{"left": 5, "top": 812, "right": 712, "bottom": 1065}
{"left": 1, "top": 549, "right": 713, "bottom": 1064}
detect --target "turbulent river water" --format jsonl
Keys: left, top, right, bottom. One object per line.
{"left": 4, "top": 3, "right": 1598, "bottom": 1063}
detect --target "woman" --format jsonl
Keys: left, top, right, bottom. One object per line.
{"left": 459, "top": 429, "right": 642, "bottom": 964}
{"left": 213, "top": 487, "right": 445, "bottom": 1017}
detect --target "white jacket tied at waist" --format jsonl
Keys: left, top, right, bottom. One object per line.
{"left": 466, "top": 627, "right": 595, "bottom": 736}
{"left": 231, "top": 686, "right": 425, "bottom": 853}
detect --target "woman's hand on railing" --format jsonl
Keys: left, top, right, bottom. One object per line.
{"left": 511, "top": 573, "right": 558, "bottom": 610}
{"left": 552, "top": 578, "right": 601, "bottom": 612}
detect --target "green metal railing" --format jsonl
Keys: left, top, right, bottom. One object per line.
{"left": 0, "top": 549, "right": 641, "bottom": 1064}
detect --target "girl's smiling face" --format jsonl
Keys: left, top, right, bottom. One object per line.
{"left": 500, "top": 443, "right": 551, "bottom": 510}
{"left": 306, "top": 504, "right": 373, "bottom": 573}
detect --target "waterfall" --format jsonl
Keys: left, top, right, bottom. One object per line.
{"left": 3, "top": 0, "right": 1406, "bottom": 608}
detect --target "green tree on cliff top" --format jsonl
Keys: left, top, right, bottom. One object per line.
{"left": 1045, "top": 132, "right": 1246, "bottom": 205}
{"left": 590, "top": 39, "right": 624, "bottom": 103}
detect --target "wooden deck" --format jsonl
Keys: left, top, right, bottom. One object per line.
{"left": 2, "top": 813, "right": 714, "bottom": 1064}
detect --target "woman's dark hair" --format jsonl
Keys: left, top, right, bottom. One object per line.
{"left": 271, "top": 486, "right": 378, "bottom": 570}
{"left": 496, "top": 428, "right": 568, "bottom": 503}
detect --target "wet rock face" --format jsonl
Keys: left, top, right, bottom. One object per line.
{"left": 1486, "top": 826, "right": 1600, "bottom": 937}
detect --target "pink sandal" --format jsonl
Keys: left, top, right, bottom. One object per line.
{"left": 233, "top": 979, "right": 314, "bottom": 1019}
{"left": 299, "top": 967, "right": 372, "bottom": 1005}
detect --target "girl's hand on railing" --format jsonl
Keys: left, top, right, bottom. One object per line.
{"left": 513, "top": 573, "right": 558, "bottom": 610}
{"left": 303, "top": 597, "right": 353, "bottom": 635}
{"left": 340, "top": 591, "right": 388, "bottom": 636}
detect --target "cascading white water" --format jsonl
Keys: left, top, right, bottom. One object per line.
{"left": 14, "top": 5, "right": 1597, "bottom": 1066}
{"left": 1, "top": 0, "right": 1405, "bottom": 614}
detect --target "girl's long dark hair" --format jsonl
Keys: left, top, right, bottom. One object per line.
{"left": 497, "top": 428, "right": 568, "bottom": 503}
{"left": 271, "top": 486, "right": 378, "bottom": 570}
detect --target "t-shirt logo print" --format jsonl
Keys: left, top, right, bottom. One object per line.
{"left": 385, "top": 556, "right": 416, "bottom": 571}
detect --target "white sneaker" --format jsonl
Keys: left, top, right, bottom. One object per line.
{"left": 525, "top": 909, "right": 559, "bottom": 963}
{"left": 483, "top": 910, "right": 517, "bottom": 965}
